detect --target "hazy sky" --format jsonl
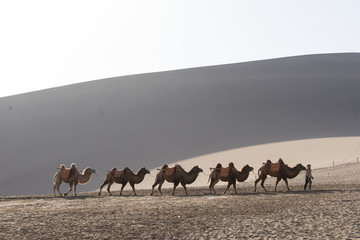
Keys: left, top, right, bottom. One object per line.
{"left": 1, "top": 1, "right": 359, "bottom": 98}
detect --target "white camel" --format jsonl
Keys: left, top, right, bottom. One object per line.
{"left": 53, "top": 164, "right": 96, "bottom": 197}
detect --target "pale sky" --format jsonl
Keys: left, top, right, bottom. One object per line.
{"left": 1, "top": 1, "right": 359, "bottom": 98}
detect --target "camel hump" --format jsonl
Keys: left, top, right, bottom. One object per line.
{"left": 123, "top": 167, "right": 134, "bottom": 174}
{"left": 59, "top": 164, "right": 66, "bottom": 171}
{"left": 174, "top": 164, "right": 184, "bottom": 170}
{"left": 220, "top": 167, "right": 230, "bottom": 177}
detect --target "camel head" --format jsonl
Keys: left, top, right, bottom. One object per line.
{"left": 139, "top": 167, "right": 150, "bottom": 175}
{"left": 84, "top": 167, "right": 96, "bottom": 175}
{"left": 296, "top": 164, "right": 306, "bottom": 171}
{"left": 191, "top": 165, "right": 203, "bottom": 174}
{"left": 242, "top": 164, "right": 254, "bottom": 172}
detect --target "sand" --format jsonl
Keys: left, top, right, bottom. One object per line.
{"left": 0, "top": 163, "right": 359, "bottom": 239}
{"left": 131, "top": 137, "right": 360, "bottom": 191}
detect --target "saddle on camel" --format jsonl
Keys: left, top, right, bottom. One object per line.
{"left": 60, "top": 163, "right": 78, "bottom": 180}
{"left": 161, "top": 164, "right": 178, "bottom": 176}
{"left": 265, "top": 158, "right": 284, "bottom": 172}
{"left": 210, "top": 163, "right": 232, "bottom": 178}
{"left": 110, "top": 167, "right": 129, "bottom": 179}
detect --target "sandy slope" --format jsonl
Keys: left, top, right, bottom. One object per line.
{"left": 1, "top": 53, "right": 360, "bottom": 196}
{"left": 109, "top": 137, "right": 360, "bottom": 192}
{"left": 0, "top": 163, "right": 359, "bottom": 239}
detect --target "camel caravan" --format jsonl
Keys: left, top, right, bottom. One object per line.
{"left": 53, "top": 158, "right": 306, "bottom": 197}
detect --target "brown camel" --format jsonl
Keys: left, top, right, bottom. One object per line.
{"left": 209, "top": 163, "right": 254, "bottom": 194}
{"left": 98, "top": 167, "right": 150, "bottom": 196}
{"left": 53, "top": 164, "right": 96, "bottom": 197}
{"left": 150, "top": 164, "right": 203, "bottom": 196}
{"left": 254, "top": 158, "right": 306, "bottom": 192}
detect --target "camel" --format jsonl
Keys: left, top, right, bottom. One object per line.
{"left": 53, "top": 164, "right": 96, "bottom": 197}
{"left": 150, "top": 164, "right": 203, "bottom": 196}
{"left": 98, "top": 167, "right": 150, "bottom": 196}
{"left": 208, "top": 163, "right": 254, "bottom": 194}
{"left": 254, "top": 158, "right": 306, "bottom": 192}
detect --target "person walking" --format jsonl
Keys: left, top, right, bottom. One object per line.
{"left": 304, "top": 164, "right": 314, "bottom": 190}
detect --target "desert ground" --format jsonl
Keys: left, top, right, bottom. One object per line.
{"left": 0, "top": 163, "right": 359, "bottom": 239}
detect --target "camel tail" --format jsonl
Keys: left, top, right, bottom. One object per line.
{"left": 207, "top": 175, "right": 211, "bottom": 183}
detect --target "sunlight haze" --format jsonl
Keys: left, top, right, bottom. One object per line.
{"left": 0, "top": 0, "right": 359, "bottom": 97}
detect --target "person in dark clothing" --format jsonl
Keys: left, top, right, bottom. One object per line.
{"left": 304, "top": 164, "right": 314, "bottom": 190}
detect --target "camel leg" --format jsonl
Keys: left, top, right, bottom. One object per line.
{"left": 151, "top": 178, "right": 163, "bottom": 196}
{"left": 158, "top": 181, "right": 164, "bottom": 196}
{"left": 260, "top": 176, "right": 268, "bottom": 192}
{"left": 150, "top": 184, "right": 157, "bottom": 196}
{"left": 98, "top": 179, "right": 109, "bottom": 196}
{"left": 150, "top": 181, "right": 158, "bottom": 196}
{"left": 151, "top": 179, "right": 164, "bottom": 196}
{"left": 283, "top": 177, "right": 290, "bottom": 191}
{"left": 53, "top": 183, "right": 58, "bottom": 197}
{"left": 54, "top": 179, "right": 62, "bottom": 197}
{"left": 275, "top": 177, "right": 281, "bottom": 191}
{"left": 209, "top": 179, "right": 219, "bottom": 194}
{"left": 74, "top": 182, "right": 78, "bottom": 197}
{"left": 120, "top": 182, "right": 128, "bottom": 196}
{"left": 130, "top": 183, "right": 137, "bottom": 196}
{"left": 255, "top": 175, "right": 267, "bottom": 192}
{"left": 223, "top": 182, "right": 232, "bottom": 194}
{"left": 64, "top": 182, "right": 73, "bottom": 196}
{"left": 254, "top": 177, "right": 260, "bottom": 192}
{"left": 57, "top": 182, "right": 62, "bottom": 197}
{"left": 107, "top": 181, "right": 114, "bottom": 196}
{"left": 224, "top": 180, "right": 237, "bottom": 194}
{"left": 181, "top": 182, "right": 188, "bottom": 196}
{"left": 53, "top": 184, "right": 57, "bottom": 197}
{"left": 233, "top": 182, "right": 237, "bottom": 194}
{"left": 172, "top": 181, "right": 179, "bottom": 195}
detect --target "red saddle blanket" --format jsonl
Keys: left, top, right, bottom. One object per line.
{"left": 220, "top": 167, "right": 230, "bottom": 178}
{"left": 61, "top": 168, "right": 77, "bottom": 179}
{"left": 164, "top": 167, "right": 176, "bottom": 176}
{"left": 270, "top": 162, "right": 280, "bottom": 172}
{"left": 61, "top": 169, "right": 70, "bottom": 179}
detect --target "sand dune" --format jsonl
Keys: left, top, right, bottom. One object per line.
{"left": 1, "top": 53, "right": 360, "bottom": 196}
